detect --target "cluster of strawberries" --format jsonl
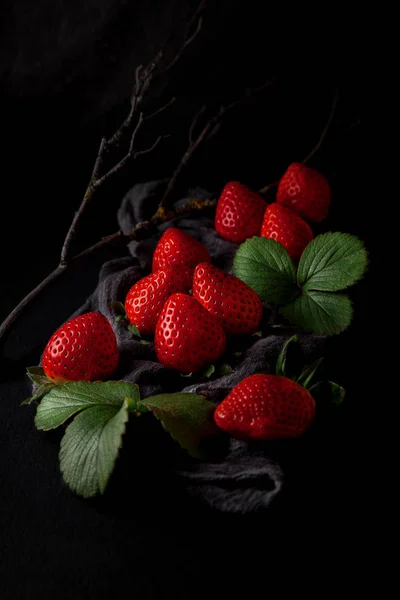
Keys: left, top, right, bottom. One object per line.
{"left": 216, "top": 162, "right": 331, "bottom": 260}
{"left": 125, "top": 227, "right": 263, "bottom": 374}
{"left": 40, "top": 162, "right": 330, "bottom": 441}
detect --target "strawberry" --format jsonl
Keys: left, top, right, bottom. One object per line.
{"left": 214, "top": 373, "right": 315, "bottom": 441}
{"left": 276, "top": 162, "right": 331, "bottom": 222}
{"left": 192, "top": 262, "right": 263, "bottom": 335}
{"left": 152, "top": 227, "right": 211, "bottom": 284}
{"left": 125, "top": 267, "right": 190, "bottom": 335}
{"left": 215, "top": 181, "right": 266, "bottom": 243}
{"left": 155, "top": 293, "right": 226, "bottom": 374}
{"left": 261, "top": 202, "right": 313, "bottom": 261}
{"left": 42, "top": 312, "right": 119, "bottom": 384}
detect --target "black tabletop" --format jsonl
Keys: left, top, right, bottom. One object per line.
{"left": 1, "top": 2, "right": 372, "bottom": 597}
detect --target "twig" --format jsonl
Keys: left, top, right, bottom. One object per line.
{"left": 259, "top": 88, "right": 339, "bottom": 195}
{"left": 0, "top": 199, "right": 214, "bottom": 343}
{"left": 302, "top": 88, "right": 339, "bottom": 164}
{"left": 164, "top": 0, "right": 207, "bottom": 72}
{"left": 0, "top": 7, "right": 205, "bottom": 348}
{"left": 159, "top": 79, "right": 276, "bottom": 209}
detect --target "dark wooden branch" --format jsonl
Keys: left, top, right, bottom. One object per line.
{"left": 302, "top": 88, "right": 339, "bottom": 164}
{"left": 159, "top": 79, "right": 276, "bottom": 210}
{"left": 259, "top": 88, "right": 339, "bottom": 195}
{"left": 0, "top": 199, "right": 214, "bottom": 344}
{"left": 0, "top": 8, "right": 205, "bottom": 348}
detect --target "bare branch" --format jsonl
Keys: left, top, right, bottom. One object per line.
{"left": 0, "top": 198, "right": 215, "bottom": 345}
{"left": 159, "top": 80, "right": 275, "bottom": 209}
{"left": 165, "top": 16, "right": 203, "bottom": 72}
{"left": 134, "top": 136, "right": 163, "bottom": 158}
{"left": 164, "top": 0, "right": 208, "bottom": 72}
{"left": 259, "top": 88, "right": 339, "bottom": 194}
{"left": 302, "top": 88, "right": 339, "bottom": 164}
{"left": 189, "top": 105, "right": 206, "bottom": 144}
{"left": 144, "top": 97, "right": 176, "bottom": 121}
{"left": 259, "top": 180, "right": 278, "bottom": 195}
{"left": 129, "top": 113, "right": 144, "bottom": 154}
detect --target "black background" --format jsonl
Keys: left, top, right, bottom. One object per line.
{"left": 1, "top": 1, "right": 373, "bottom": 598}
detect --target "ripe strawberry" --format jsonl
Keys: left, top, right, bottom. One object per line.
{"left": 192, "top": 262, "right": 263, "bottom": 335}
{"left": 155, "top": 293, "right": 226, "bottom": 374}
{"left": 276, "top": 162, "right": 331, "bottom": 222}
{"left": 214, "top": 373, "right": 315, "bottom": 441}
{"left": 42, "top": 312, "right": 119, "bottom": 384}
{"left": 261, "top": 202, "right": 313, "bottom": 261}
{"left": 125, "top": 267, "right": 190, "bottom": 335}
{"left": 152, "top": 227, "right": 211, "bottom": 284}
{"left": 215, "top": 181, "right": 266, "bottom": 244}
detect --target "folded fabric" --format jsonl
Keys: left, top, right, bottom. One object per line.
{"left": 60, "top": 181, "right": 326, "bottom": 513}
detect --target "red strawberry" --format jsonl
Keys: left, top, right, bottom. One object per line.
{"left": 125, "top": 267, "right": 190, "bottom": 335}
{"left": 42, "top": 312, "right": 119, "bottom": 384}
{"left": 261, "top": 203, "right": 313, "bottom": 261}
{"left": 155, "top": 293, "right": 226, "bottom": 374}
{"left": 215, "top": 181, "right": 266, "bottom": 243}
{"left": 276, "top": 162, "right": 331, "bottom": 222}
{"left": 214, "top": 373, "right": 315, "bottom": 441}
{"left": 192, "top": 262, "right": 263, "bottom": 335}
{"left": 152, "top": 227, "right": 211, "bottom": 283}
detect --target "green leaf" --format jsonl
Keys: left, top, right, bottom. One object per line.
{"left": 109, "top": 301, "right": 126, "bottom": 317}
{"left": 128, "top": 323, "right": 141, "bottom": 336}
{"left": 59, "top": 399, "right": 129, "bottom": 498}
{"left": 219, "top": 363, "right": 233, "bottom": 375}
{"left": 309, "top": 381, "right": 346, "bottom": 406}
{"left": 139, "top": 339, "right": 152, "bottom": 345}
{"left": 233, "top": 237, "right": 297, "bottom": 305}
{"left": 298, "top": 233, "right": 368, "bottom": 292}
{"left": 280, "top": 290, "right": 353, "bottom": 335}
{"left": 141, "top": 393, "right": 220, "bottom": 459}
{"left": 276, "top": 335, "right": 300, "bottom": 378}
{"left": 21, "top": 382, "right": 56, "bottom": 406}
{"left": 26, "top": 366, "right": 52, "bottom": 386}
{"left": 35, "top": 381, "right": 140, "bottom": 431}
{"left": 327, "top": 381, "right": 346, "bottom": 405}
{"left": 203, "top": 364, "right": 215, "bottom": 378}
{"left": 297, "top": 357, "right": 324, "bottom": 389}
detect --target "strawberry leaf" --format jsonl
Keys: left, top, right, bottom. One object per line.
{"left": 140, "top": 393, "right": 220, "bottom": 459}
{"left": 203, "top": 364, "right": 215, "bottom": 378}
{"left": 298, "top": 233, "right": 368, "bottom": 292}
{"left": 21, "top": 383, "right": 57, "bottom": 406}
{"left": 26, "top": 366, "right": 52, "bottom": 386}
{"left": 109, "top": 301, "right": 127, "bottom": 317}
{"left": 59, "top": 399, "right": 129, "bottom": 498}
{"left": 35, "top": 381, "right": 140, "bottom": 431}
{"left": 280, "top": 290, "right": 353, "bottom": 335}
{"left": 219, "top": 363, "right": 233, "bottom": 375}
{"left": 233, "top": 237, "right": 297, "bottom": 305}
{"left": 309, "top": 381, "right": 346, "bottom": 405}
{"left": 128, "top": 324, "right": 141, "bottom": 336}
{"left": 296, "top": 357, "right": 324, "bottom": 389}
{"left": 275, "top": 335, "right": 303, "bottom": 379}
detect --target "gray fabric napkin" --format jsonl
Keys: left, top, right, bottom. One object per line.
{"left": 68, "top": 181, "right": 325, "bottom": 513}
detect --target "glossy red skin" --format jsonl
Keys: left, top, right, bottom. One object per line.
{"left": 261, "top": 202, "right": 313, "bottom": 261}
{"left": 155, "top": 293, "right": 226, "bottom": 374}
{"left": 215, "top": 181, "right": 266, "bottom": 243}
{"left": 214, "top": 373, "right": 316, "bottom": 441}
{"left": 276, "top": 162, "right": 331, "bottom": 222}
{"left": 42, "top": 312, "right": 119, "bottom": 384}
{"left": 192, "top": 262, "right": 263, "bottom": 336}
{"left": 152, "top": 228, "right": 211, "bottom": 285}
{"left": 125, "top": 267, "right": 189, "bottom": 335}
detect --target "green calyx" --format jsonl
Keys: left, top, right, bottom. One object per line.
{"left": 275, "top": 335, "right": 345, "bottom": 404}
